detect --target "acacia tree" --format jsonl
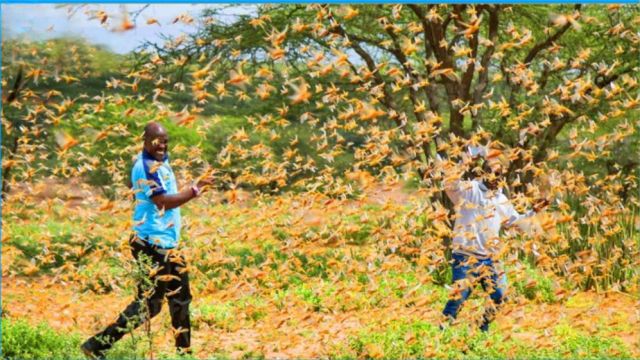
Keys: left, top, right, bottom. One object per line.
{"left": 138, "top": 4, "right": 638, "bottom": 193}
{"left": 129, "top": 5, "right": 639, "bottom": 290}
{"left": 1, "top": 38, "right": 131, "bottom": 197}
{"left": 2, "top": 4, "right": 638, "bottom": 291}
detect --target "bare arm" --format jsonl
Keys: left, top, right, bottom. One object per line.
{"left": 150, "top": 177, "right": 215, "bottom": 211}
{"left": 501, "top": 198, "right": 549, "bottom": 230}
{"left": 151, "top": 188, "right": 196, "bottom": 210}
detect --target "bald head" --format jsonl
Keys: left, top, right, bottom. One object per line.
{"left": 143, "top": 122, "right": 169, "bottom": 161}
{"left": 143, "top": 121, "right": 167, "bottom": 140}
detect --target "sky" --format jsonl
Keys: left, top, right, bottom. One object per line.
{"left": 2, "top": 4, "right": 255, "bottom": 54}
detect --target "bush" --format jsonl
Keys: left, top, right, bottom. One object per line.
{"left": 511, "top": 263, "right": 557, "bottom": 303}
{"left": 62, "top": 101, "right": 207, "bottom": 192}
{"left": 1, "top": 319, "right": 82, "bottom": 359}
{"left": 5, "top": 220, "right": 104, "bottom": 277}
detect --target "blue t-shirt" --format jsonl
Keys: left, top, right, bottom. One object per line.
{"left": 131, "top": 150, "right": 181, "bottom": 249}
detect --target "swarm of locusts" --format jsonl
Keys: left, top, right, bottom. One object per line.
{"left": 2, "top": 3, "right": 639, "bottom": 358}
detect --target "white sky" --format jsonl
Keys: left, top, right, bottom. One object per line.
{"left": 2, "top": 4, "right": 255, "bottom": 54}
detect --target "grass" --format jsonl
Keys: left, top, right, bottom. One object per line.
{"left": 1, "top": 319, "right": 83, "bottom": 360}
{"left": 3, "top": 207, "right": 131, "bottom": 293}
{"left": 510, "top": 263, "right": 558, "bottom": 303}
{"left": 342, "top": 318, "right": 633, "bottom": 359}
{"left": 192, "top": 293, "right": 269, "bottom": 332}
{"left": 193, "top": 301, "right": 236, "bottom": 330}
{"left": 3, "top": 191, "right": 639, "bottom": 359}
{"left": 2, "top": 313, "right": 633, "bottom": 360}
{"left": 1, "top": 318, "right": 214, "bottom": 360}
{"left": 293, "top": 283, "right": 323, "bottom": 311}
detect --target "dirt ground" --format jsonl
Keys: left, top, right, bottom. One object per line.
{"left": 3, "top": 179, "right": 639, "bottom": 358}
{"left": 3, "top": 276, "right": 639, "bottom": 358}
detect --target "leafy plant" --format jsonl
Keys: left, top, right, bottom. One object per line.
{"left": 1, "top": 319, "right": 82, "bottom": 359}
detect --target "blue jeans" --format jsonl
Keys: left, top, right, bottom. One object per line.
{"left": 442, "top": 252, "right": 505, "bottom": 331}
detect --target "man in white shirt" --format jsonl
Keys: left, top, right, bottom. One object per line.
{"left": 437, "top": 144, "right": 547, "bottom": 331}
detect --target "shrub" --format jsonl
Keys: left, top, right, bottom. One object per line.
{"left": 192, "top": 301, "right": 234, "bottom": 330}
{"left": 1, "top": 319, "right": 82, "bottom": 359}
{"left": 511, "top": 263, "right": 557, "bottom": 303}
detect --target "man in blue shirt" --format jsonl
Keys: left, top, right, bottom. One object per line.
{"left": 82, "top": 122, "right": 213, "bottom": 358}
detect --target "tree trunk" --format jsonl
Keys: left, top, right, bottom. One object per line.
{"left": 449, "top": 105, "right": 464, "bottom": 137}
{"left": 1, "top": 137, "right": 20, "bottom": 199}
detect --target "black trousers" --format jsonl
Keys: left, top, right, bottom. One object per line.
{"left": 88, "top": 235, "right": 192, "bottom": 351}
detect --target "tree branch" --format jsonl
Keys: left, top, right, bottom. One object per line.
{"left": 459, "top": 21, "right": 480, "bottom": 102}
{"left": 523, "top": 4, "right": 581, "bottom": 65}
{"left": 4, "top": 67, "right": 24, "bottom": 104}
{"left": 407, "top": 4, "right": 436, "bottom": 61}
{"left": 408, "top": 4, "right": 448, "bottom": 66}
{"left": 595, "top": 66, "right": 634, "bottom": 88}
{"left": 321, "top": 6, "right": 402, "bottom": 127}
{"left": 409, "top": 4, "right": 463, "bottom": 136}
{"left": 379, "top": 15, "right": 428, "bottom": 122}
{"left": 472, "top": 6, "right": 499, "bottom": 105}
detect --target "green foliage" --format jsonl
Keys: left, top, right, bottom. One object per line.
{"left": 225, "top": 245, "right": 268, "bottom": 273}
{"left": 205, "top": 114, "right": 357, "bottom": 192}
{"left": 101, "top": 336, "right": 148, "bottom": 360}
{"left": 59, "top": 101, "right": 205, "bottom": 191}
{"left": 77, "top": 258, "right": 130, "bottom": 294}
{"left": 554, "top": 199, "right": 640, "bottom": 291}
{"left": 2, "top": 304, "right": 631, "bottom": 360}
{"left": 5, "top": 218, "right": 103, "bottom": 276}
{"left": 294, "top": 283, "right": 323, "bottom": 311}
{"left": 346, "top": 318, "right": 633, "bottom": 359}
{"left": 290, "top": 250, "right": 332, "bottom": 279}
{"left": 349, "top": 320, "right": 440, "bottom": 358}
{"left": 2, "top": 37, "right": 127, "bottom": 86}
{"left": 511, "top": 264, "right": 557, "bottom": 303}
{"left": 192, "top": 302, "right": 234, "bottom": 330}
{"left": 235, "top": 295, "right": 268, "bottom": 322}
{"left": 1, "top": 319, "right": 82, "bottom": 360}
{"left": 378, "top": 271, "right": 417, "bottom": 299}
{"left": 341, "top": 213, "right": 374, "bottom": 246}
{"left": 551, "top": 323, "right": 632, "bottom": 359}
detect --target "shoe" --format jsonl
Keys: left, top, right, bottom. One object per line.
{"left": 177, "top": 347, "right": 193, "bottom": 358}
{"left": 438, "top": 321, "right": 447, "bottom": 331}
{"left": 438, "top": 314, "right": 454, "bottom": 331}
{"left": 479, "top": 322, "right": 490, "bottom": 332}
{"left": 81, "top": 338, "right": 107, "bottom": 360}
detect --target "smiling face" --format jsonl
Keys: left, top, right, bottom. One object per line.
{"left": 143, "top": 122, "right": 169, "bottom": 161}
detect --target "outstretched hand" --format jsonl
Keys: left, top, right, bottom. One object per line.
{"left": 196, "top": 175, "right": 215, "bottom": 193}
{"left": 195, "top": 166, "right": 217, "bottom": 193}
{"left": 533, "top": 198, "right": 550, "bottom": 213}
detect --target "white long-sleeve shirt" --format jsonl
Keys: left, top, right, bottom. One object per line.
{"left": 444, "top": 178, "right": 533, "bottom": 258}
